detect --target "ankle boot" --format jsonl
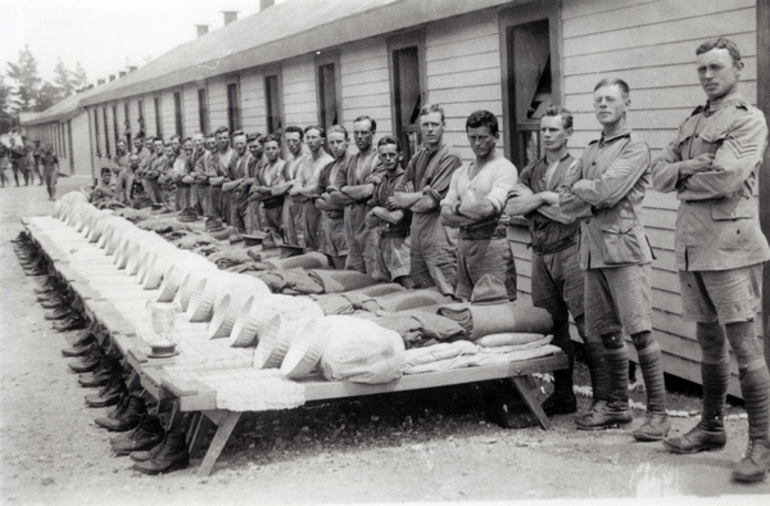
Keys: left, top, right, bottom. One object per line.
{"left": 96, "top": 394, "right": 146, "bottom": 431}
{"left": 68, "top": 344, "right": 105, "bottom": 373}
{"left": 576, "top": 346, "right": 632, "bottom": 430}
{"left": 45, "top": 307, "right": 72, "bottom": 321}
{"left": 130, "top": 440, "right": 165, "bottom": 463}
{"left": 84, "top": 375, "right": 126, "bottom": 408}
{"left": 53, "top": 315, "right": 87, "bottom": 332}
{"left": 583, "top": 340, "right": 611, "bottom": 402}
{"left": 78, "top": 357, "right": 122, "bottom": 387}
{"left": 632, "top": 342, "right": 670, "bottom": 441}
{"left": 112, "top": 415, "right": 165, "bottom": 455}
{"left": 71, "top": 331, "right": 98, "bottom": 348}
{"left": 132, "top": 430, "right": 189, "bottom": 475}
{"left": 732, "top": 438, "right": 770, "bottom": 483}
{"left": 62, "top": 336, "right": 97, "bottom": 357}
{"left": 541, "top": 369, "right": 577, "bottom": 416}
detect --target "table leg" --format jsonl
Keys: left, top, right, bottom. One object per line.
{"left": 197, "top": 411, "right": 241, "bottom": 477}
{"left": 511, "top": 376, "right": 551, "bottom": 430}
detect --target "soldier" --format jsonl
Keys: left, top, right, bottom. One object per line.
{"left": 651, "top": 38, "right": 770, "bottom": 483}
{"left": 244, "top": 133, "right": 265, "bottom": 233}
{"left": 365, "top": 135, "right": 412, "bottom": 286}
{"left": 288, "top": 125, "right": 333, "bottom": 251}
{"left": 506, "top": 106, "right": 611, "bottom": 417}
{"left": 440, "top": 110, "right": 517, "bottom": 301}
{"left": 144, "top": 137, "right": 166, "bottom": 207}
{"left": 330, "top": 116, "right": 381, "bottom": 273}
{"left": 223, "top": 131, "right": 251, "bottom": 239}
{"left": 8, "top": 136, "right": 23, "bottom": 187}
{"left": 315, "top": 125, "right": 351, "bottom": 268}
{"left": 39, "top": 145, "right": 60, "bottom": 200}
{"left": 32, "top": 139, "right": 44, "bottom": 185}
{"left": 112, "top": 139, "right": 130, "bottom": 177}
{"left": 391, "top": 104, "right": 461, "bottom": 297}
{"left": 282, "top": 125, "right": 311, "bottom": 246}
{"left": 208, "top": 126, "right": 236, "bottom": 221}
{"left": 558, "top": 78, "right": 668, "bottom": 441}
{"left": 249, "top": 133, "right": 287, "bottom": 239}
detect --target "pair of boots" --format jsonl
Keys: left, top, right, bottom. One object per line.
{"left": 84, "top": 374, "right": 126, "bottom": 408}
{"left": 575, "top": 338, "right": 670, "bottom": 441}
{"left": 664, "top": 360, "right": 770, "bottom": 483}
{"left": 111, "top": 415, "right": 189, "bottom": 474}
{"left": 95, "top": 393, "right": 147, "bottom": 431}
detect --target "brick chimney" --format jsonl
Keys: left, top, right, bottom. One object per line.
{"left": 119, "top": 71, "right": 127, "bottom": 78}
{"left": 223, "top": 11, "right": 238, "bottom": 25}
{"left": 260, "top": 0, "right": 275, "bottom": 10}
{"left": 97, "top": 79, "right": 106, "bottom": 86}
{"left": 128, "top": 66, "right": 137, "bottom": 73}
{"left": 196, "top": 24, "right": 209, "bottom": 37}
{"left": 109, "top": 75, "right": 116, "bottom": 82}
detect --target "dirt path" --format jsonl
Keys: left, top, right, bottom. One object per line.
{"left": 1, "top": 177, "right": 769, "bottom": 504}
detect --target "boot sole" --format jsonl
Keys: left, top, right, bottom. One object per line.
{"left": 132, "top": 459, "right": 189, "bottom": 475}
{"left": 575, "top": 420, "right": 633, "bottom": 431}
{"left": 732, "top": 469, "right": 769, "bottom": 483}
{"left": 662, "top": 440, "right": 726, "bottom": 454}
{"left": 542, "top": 405, "right": 578, "bottom": 417}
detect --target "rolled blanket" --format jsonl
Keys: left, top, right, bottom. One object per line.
{"left": 477, "top": 335, "right": 553, "bottom": 353}
{"left": 475, "top": 332, "right": 550, "bottom": 348}
{"left": 309, "top": 294, "right": 355, "bottom": 316}
{"left": 264, "top": 251, "right": 328, "bottom": 271}
{"left": 438, "top": 302, "right": 553, "bottom": 341}
{"left": 367, "top": 289, "right": 452, "bottom": 313}
{"left": 307, "top": 269, "right": 378, "bottom": 293}
{"left": 340, "top": 282, "right": 405, "bottom": 298}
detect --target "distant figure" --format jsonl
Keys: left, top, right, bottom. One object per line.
{"left": 39, "top": 145, "right": 60, "bottom": 200}
{"left": 32, "top": 139, "right": 44, "bottom": 185}
{"left": 0, "top": 140, "right": 9, "bottom": 187}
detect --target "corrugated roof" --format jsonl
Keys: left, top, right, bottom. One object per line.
{"left": 81, "top": 0, "right": 515, "bottom": 107}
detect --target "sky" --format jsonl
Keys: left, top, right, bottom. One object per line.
{"left": 0, "top": 0, "right": 286, "bottom": 85}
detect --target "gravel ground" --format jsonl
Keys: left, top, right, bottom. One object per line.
{"left": 1, "top": 175, "right": 769, "bottom": 504}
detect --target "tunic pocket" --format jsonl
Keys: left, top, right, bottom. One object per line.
{"left": 711, "top": 194, "right": 755, "bottom": 221}
{"left": 601, "top": 223, "right": 643, "bottom": 264}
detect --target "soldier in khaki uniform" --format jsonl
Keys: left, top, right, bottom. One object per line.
{"left": 559, "top": 78, "right": 669, "bottom": 442}
{"left": 651, "top": 38, "right": 770, "bottom": 483}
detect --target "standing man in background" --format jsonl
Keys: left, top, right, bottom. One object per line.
{"left": 391, "top": 104, "right": 461, "bottom": 297}
{"left": 651, "top": 38, "right": 770, "bottom": 483}
{"left": 440, "top": 110, "right": 517, "bottom": 301}
{"left": 282, "top": 126, "right": 311, "bottom": 247}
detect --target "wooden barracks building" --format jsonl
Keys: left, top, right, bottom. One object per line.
{"left": 22, "top": 0, "right": 770, "bottom": 397}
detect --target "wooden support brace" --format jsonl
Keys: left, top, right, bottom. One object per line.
{"left": 511, "top": 376, "right": 551, "bottom": 430}
{"left": 197, "top": 411, "right": 242, "bottom": 477}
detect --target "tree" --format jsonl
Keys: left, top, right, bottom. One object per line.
{"left": 0, "top": 73, "right": 14, "bottom": 135}
{"left": 72, "top": 61, "right": 88, "bottom": 90}
{"left": 6, "top": 45, "right": 42, "bottom": 111}
{"left": 37, "top": 81, "right": 60, "bottom": 111}
{"left": 53, "top": 58, "right": 74, "bottom": 97}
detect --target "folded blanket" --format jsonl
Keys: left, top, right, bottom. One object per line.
{"left": 310, "top": 294, "right": 355, "bottom": 316}
{"left": 253, "top": 268, "right": 325, "bottom": 295}
{"left": 403, "top": 344, "right": 561, "bottom": 374}
{"left": 403, "top": 341, "right": 478, "bottom": 368}
{"left": 477, "top": 335, "right": 553, "bottom": 353}
{"left": 356, "top": 310, "right": 467, "bottom": 348}
{"left": 227, "top": 261, "right": 273, "bottom": 273}
{"left": 307, "top": 269, "right": 378, "bottom": 293}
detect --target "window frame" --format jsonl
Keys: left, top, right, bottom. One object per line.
{"left": 174, "top": 90, "right": 184, "bottom": 137}
{"left": 226, "top": 75, "right": 242, "bottom": 133}
{"left": 153, "top": 95, "right": 163, "bottom": 138}
{"left": 102, "top": 107, "right": 111, "bottom": 158}
{"left": 315, "top": 50, "right": 342, "bottom": 133}
{"left": 263, "top": 66, "right": 284, "bottom": 135}
{"left": 387, "top": 30, "right": 427, "bottom": 163}
{"left": 499, "top": 0, "right": 562, "bottom": 168}
{"left": 198, "top": 87, "right": 209, "bottom": 134}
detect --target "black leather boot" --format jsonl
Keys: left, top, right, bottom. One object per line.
{"left": 84, "top": 375, "right": 126, "bottom": 408}
{"left": 68, "top": 344, "right": 105, "bottom": 373}
{"left": 111, "top": 415, "right": 165, "bottom": 455}
{"left": 95, "top": 394, "right": 146, "bottom": 431}
{"left": 132, "top": 430, "right": 189, "bottom": 475}
{"left": 53, "top": 316, "right": 87, "bottom": 332}
{"left": 78, "top": 357, "right": 122, "bottom": 387}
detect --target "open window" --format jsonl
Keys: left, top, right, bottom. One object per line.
{"left": 226, "top": 76, "right": 242, "bottom": 132}
{"left": 103, "top": 107, "right": 110, "bottom": 157}
{"left": 112, "top": 104, "right": 119, "bottom": 147}
{"left": 137, "top": 99, "right": 145, "bottom": 139}
{"left": 198, "top": 88, "right": 209, "bottom": 133}
{"left": 174, "top": 91, "right": 184, "bottom": 137}
{"left": 316, "top": 51, "right": 341, "bottom": 133}
{"left": 124, "top": 102, "right": 131, "bottom": 147}
{"left": 500, "top": 1, "right": 561, "bottom": 169}
{"left": 264, "top": 70, "right": 283, "bottom": 134}
{"left": 93, "top": 109, "right": 101, "bottom": 157}
{"left": 389, "top": 31, "right": 426, "bottom": 163}
{"left": 153, "top": 96, "right": 163, "bottom": 138}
